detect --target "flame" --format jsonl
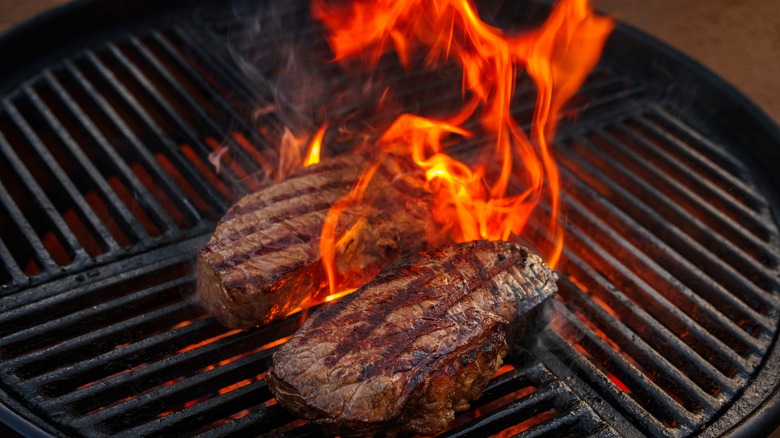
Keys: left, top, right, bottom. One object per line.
{"left": 304, "top": 124, "right": 327, "bottom": 166}
{"left": 267, "top": 123, "right": 330, "bottom": 182}
{"left": 312, "top": 0, "right": 613, "bottom": 280}
{"left": 320, "top": 161, "right": 383, "bottom": 295}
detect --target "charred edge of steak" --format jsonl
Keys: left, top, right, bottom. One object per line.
{"left": 196, "top": 255, "right": 324, "bottom": 328}
{"left": 399, "top": 326, "right": 508, "bottom": 436}
{"left": 268, "top": 321, "right": 507, "bottom": 438}
{"left": 266, "top": 240, "right": 557, "bottom": 437}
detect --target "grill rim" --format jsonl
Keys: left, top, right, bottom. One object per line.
{"left": 0, "top": 396, "right": 54, "bottom": 438}
{"left": 0, "top": 0, "right": 208, "bottom": 91}
{"left": 600, "top": 21, "right": 780, "bottom": 216}
{"left": 0, "top": 0, "right": 778, "bottom": 437}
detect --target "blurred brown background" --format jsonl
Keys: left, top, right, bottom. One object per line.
{"left": 2, "top": 0, "right": 778, "bottom": 123}
{"left": 0, "top": 0, "right": 67, "bottom": 31}
{"left": 0, "top": 0, "right": 778, "bottom": 121}
{"left": 0, "top": 0, "right": 779, "bottom": 436}
{"left": 593, "top": 0, "right": 780, "bottom": 125}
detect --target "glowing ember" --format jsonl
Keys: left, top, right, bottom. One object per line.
{"left": 310, "top": 0, "right": 613, "bottom": 293}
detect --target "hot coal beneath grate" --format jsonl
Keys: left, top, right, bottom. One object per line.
{"left": 0, "top": 0, "right": 777, "bottom": 437}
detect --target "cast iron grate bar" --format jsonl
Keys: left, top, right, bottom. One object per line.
{"left": 512, "top": 405, "right": 611, "bottom": 438}
{"left": 592, "top": 125, "right": 777, "bottom": 263}
{"left": 29, "top": 317, "right": 217, "bottom": 398}
{"left": 47, "top": 320, "right": 286, "bottom": 417}
{"left": 557, "top": 276, "right": 719, "bottom": 413}
{"left": 80, "top": 50, "right": 204, "bottom": 230}
{"left": 101, "top": 40, "right": 233, "bottom": 162}
{"left": 0, "top": 277, "right": 193, "bottom": 370}
{"left": 89, "top": 41, "right": 230, "bottom": 217}
{"left": 199, "top": 402, "right": 297, "bottom": 438}
{"left": 2, "top": 298, "right": 198, "bottom": 384}
{"left": 77, "top": 346, "right": 275, "bottom": 435}
{"left": 520, "top": 208, "right": 751, "bottom": 433}
{"left": 118, "top": 372, "right": 272, "bottom": 437}
{"left": 648, "top": 107, "right": 751, "bottom": 179}
{"left": 443, "top": 382, "right": 566, "bottom": 437}
{"left": 553, "top": 236, "right": 740, "bottom": 395}
{"left": 0, "top": 239, "right": 25, "bottom": 287}
{"left": 54, "top": 61, "right": 179, "bottom": 239}
{"left": 534, "top": 314, "right": 685, "bottom": 437}
{"left": 0, "top": 254, "right": 193, "bottom": 338}
{"left": 559, "top": 132, "right": 777, "bottom": 313}
{"left": 548, "top": 185, "right": 757, "bottom": 373}
{"left": 109, "top": 32, "right": 264, "bottom": 195}
{"left": 0, "top": 105, "right": 88, "bottom": 269}
{"left": 114, "top": 35, "right": 268, "bottom": 192}
{"left": 634, "top": 117, "right": 764, "bottom": 211}
{"left": 558, "top": 160, "right": 773, "bottom": 339}
{"left": 562, "top": 279, "right": 730, "bottom": 408}
{"left": 4, "top": 96, "right": 122, "bottom": 260}
{"left": 31, "top": 73, "right": 152, "bottom": 247}
{"left": 574, "top": 129, "right": 778, "bottom": 277}
{"left": 609, "top": 121, "right": 771, "bottom": 237}
{"left": 557, "top": 172, "right": 772, "bottom": 348}
{"left": 0, "top": 171, "right": 59, "bottom": 276}
{"left": 170, "top": 27, "right": 268, "bottom": 115}
{"left": 520, "top": 228, "right": 728, "bottom": 430}
{"left": 142, "top": 32, "right": 270, "bottom": 144}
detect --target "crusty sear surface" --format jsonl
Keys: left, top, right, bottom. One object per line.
{"left": 197, "top": 154, "right": 432, "bottom": 328}
{"left": 267, "top": 240, "right": 557, "bottom": 437}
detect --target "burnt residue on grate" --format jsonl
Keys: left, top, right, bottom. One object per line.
{"left": 0, "top": 0, "right": 777, "bottom": 437}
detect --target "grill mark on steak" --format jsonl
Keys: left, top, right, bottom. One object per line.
{"left": 321, "top": 244, "right": 522, "bottom": 370}
{"left": 223, "top": 177, "right": 356, "bottom": 223}
{"left": 210, "top": 223, "right": 322, "bottom": 272}
{"left": 210, "top": 155, "right": 419, "bottom": 253}
{"left": 360, "top": 272, "right": 518, "bottom": 381}
{"left": 310, "top": 243, "right": 512, "bottom": 338}
{"left": 320, "top": 250, "right": 463, "bottom": 364}
{"left": 221, "top": 251, "right": 310, "bottom": 291}
{"left": 204, "top": 202, "right": 332, "bottom": 262}
{"left": 323, "top": 272, "right": 444, "bottom": 367}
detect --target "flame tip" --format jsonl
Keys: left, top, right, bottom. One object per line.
{"left": 305, "top": 0, "right": 612, "bottom": 292}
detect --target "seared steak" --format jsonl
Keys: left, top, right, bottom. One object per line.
{"left": 197, "top": 154, "right": 432, "bottom": 328}
{"left": 266, "top": 240, "right": 557, "bottom": 437}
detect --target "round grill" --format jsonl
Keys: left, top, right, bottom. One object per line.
{"left": 0, "top": 0, "right": 777, "bottom": 436}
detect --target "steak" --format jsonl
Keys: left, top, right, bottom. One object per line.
{"left": 266, "top": 240, "right": 557, "bottom": 437}
{"left": 197, "top": 154, "right": 432, "bottom": 328}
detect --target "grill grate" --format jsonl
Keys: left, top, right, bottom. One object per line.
{"left": 0, "top": 0, "right": 778, "bottom": 437}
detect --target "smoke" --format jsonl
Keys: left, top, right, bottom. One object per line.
{"left": 197, "top": 0, "right": 476, "bottom": 188}
{"left": 225, "top": 1, "right": 402, "bottom": 148}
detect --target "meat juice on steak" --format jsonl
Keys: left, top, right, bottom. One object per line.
{"left": 197, "top": 154, "right": 432, "bottom": 328}
{"left": 266, "top": 240, "right": 557, "bottom": 437}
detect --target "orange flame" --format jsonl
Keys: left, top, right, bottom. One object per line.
{"left": 304, "top": 124, "right": 327, "bottom": 166}
{"left": 276, "top": 123, "right": 329, "bottom": 180}
{"left": 313, "top": 0, "right": 613, "bottom": 280}
{"left": 319, "top": 161, "right": 384, "bottom": 295}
